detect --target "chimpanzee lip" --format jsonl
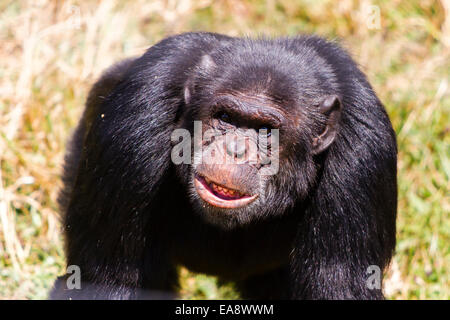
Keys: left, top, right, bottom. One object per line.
{"left": 194, "top": 174, "right": 258, "bottom": 209}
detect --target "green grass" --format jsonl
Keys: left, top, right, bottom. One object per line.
{"left": 0, "top": 0, "right": 448, "bottom": 299}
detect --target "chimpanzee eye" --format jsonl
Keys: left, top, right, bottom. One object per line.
{"left": 216, "top": 111, "right": 231, "bottom": 123}
{"left": 259, "top": 126, "right": 271, "bottom": 137}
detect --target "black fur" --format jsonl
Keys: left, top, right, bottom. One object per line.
{"left": 51, "top": 32, "right": 397, "bottom": 300}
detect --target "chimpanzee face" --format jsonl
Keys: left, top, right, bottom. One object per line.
{"left": 172, "top": 54, "right": 341, "bottom": 228}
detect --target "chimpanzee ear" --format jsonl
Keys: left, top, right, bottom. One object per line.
{"left": 312, "top": 95, "right": 342, "bottom": 155}
{"left": 184, "top": 55, "right": 216, "bottom": 105}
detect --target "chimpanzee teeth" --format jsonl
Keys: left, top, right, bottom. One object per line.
{"left": 208, "top": 181, "right": 243, "bottom": 198}
{"left": 199, "top": 174, "right": 247, "bottom": 198}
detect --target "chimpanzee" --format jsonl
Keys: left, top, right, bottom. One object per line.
{"left": 50, "top": 32, "right": 397, "bottom": 300}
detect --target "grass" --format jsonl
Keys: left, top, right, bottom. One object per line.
{"left": 0, "top": 0, "right": 448, "bottom": 300}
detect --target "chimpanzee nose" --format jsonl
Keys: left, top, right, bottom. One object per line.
{"left": 226, "top": 138, "right": 246, "bottom": 158}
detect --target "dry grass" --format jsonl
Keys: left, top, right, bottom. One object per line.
{"left": 0, "top": 0, "right": 448, "bottom": 299}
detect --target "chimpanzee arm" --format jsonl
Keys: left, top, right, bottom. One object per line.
{"left": 51, "top": 32, "right": 231, "bottom": 299}
{"left": 290, "top": 38, "right": 397, "bottom": 300}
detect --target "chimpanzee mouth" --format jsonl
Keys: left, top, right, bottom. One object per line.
{"left": 194, "top": 175, "right": 258, "bottom": 209}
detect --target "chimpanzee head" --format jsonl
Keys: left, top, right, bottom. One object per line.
{"left": 173, "top": 42, "right": 342, "bottom": 228}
